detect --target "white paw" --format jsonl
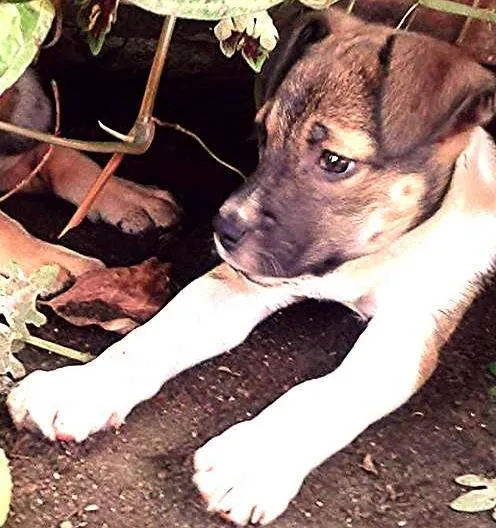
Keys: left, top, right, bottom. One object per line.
{"left": 88, "top": 177, "right": 180, "bottom": 234}
{"left": 7, "top": 364, "right": 128, "bottom": 442}
{"left": 193, "top": 419, "right": 306, "bottom": 525}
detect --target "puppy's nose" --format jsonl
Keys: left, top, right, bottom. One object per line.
{"left": 213, "top": 212, "right": 247, "bottom": 251}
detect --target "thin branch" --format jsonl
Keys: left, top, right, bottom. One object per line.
{"left": 0, "top": 80, "right": 61, "bottom": 204}
{"left": 153, "top": 118, "right": 247, "bottom": 182}
{"left": 397, "top": 3, "right": 419, "bottom": 29}
{"left": 58, "top": 153, "right": 124, "bottom": 238}
{"left": 457, "top": 0, "right": 480, "bottom": 44}
{"left": 346, "top": 0, "right": 357, "bottom": 14}
{"left": 23, "top": 334, "right": 94, "bottom": 363}
{"left": 42, "top": 0, "right": 63, "bottom": 49}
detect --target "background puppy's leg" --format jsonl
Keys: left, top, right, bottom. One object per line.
{"left": 0, "top": 209, "right": 103, "bottom": 291}
{"left": 7, "top": 263, "right": 297, "bottom": 441}
{"left": 192, "top": 299, "right": 467, "bottom": 526}
{"left": 19, "top": 146, "right": 179, "bottom": 234}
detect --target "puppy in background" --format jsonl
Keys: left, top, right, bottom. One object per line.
{"left": 0, "top": 69, "right": 178, "bottom": 289}
{"left": 8, "top": 9, "right": 496, "bottom": 526}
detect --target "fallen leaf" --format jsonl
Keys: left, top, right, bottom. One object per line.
{"left": 450, "top": 489, "right": 496, "bottom": 513}
{"left": 46, "top": 258, "right": 172, "bottom": 334}
{"left": 0, "top": 448, "right": 12, "bottom": 526}
{"left": 455, "top": 474, "right": 492, "bottom": 488}
{"left": 360, "top": 453, "right": 378, "bottom": 475}
{"left": 451, "top": 473, "right": 496, "bottom": 519}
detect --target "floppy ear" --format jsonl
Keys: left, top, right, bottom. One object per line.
{"left": 379, "top": 31, "right": 496, "bottom": 158}
{"left": 255, "top": 11, "right": 332, "bottom": 107}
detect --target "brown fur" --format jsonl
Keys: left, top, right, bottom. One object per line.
{"left": 215, "top": 9, "right": 496, "bottom": 280}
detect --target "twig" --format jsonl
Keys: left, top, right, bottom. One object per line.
{"left": 397, "top": 3, "right": 419, "bottom": 29}
{"left": 0, "top": 80, "right": 61, "bottom": 204}
{"left": 58, "top": 153, "right": 124, "bottom": 238}
{"left": 22, "top": 334, "right": 94, "bottom": 363}
{"left": 58, "top": 15, "right": 176, "bottom": 237}
{"left": 346, "top": 0, "right": 357, "bottom": 14}
{"left": 153, "top": 118, "right": 247, "bottom": 182}
{"left": 456, "top": 0, "right": 480, "bottom": 44}
{"left": 0, "top": 16, "right": 176, "bottom": 155}
{"left": 42, "top": 0, "right": 63, "bottom": 49}
{"left": 418, "top": 0, "right": 496, "bottom": 22}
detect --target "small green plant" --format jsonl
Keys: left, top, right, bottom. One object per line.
{"left": 451, "top": 474, "right": 496, "bottom": 522}
{"left": 0, "top": 261, "right": 93, "bottom": 381}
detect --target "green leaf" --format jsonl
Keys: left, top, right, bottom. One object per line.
{"left": 0, "top": 0, "right": 55, "bottom": 95}
{"left": 455, "top": 474, "right": 492, "bottom": 488}
{"left": 488, "top": 361, "right": 496, "bottom": 378}
{"left": 0, "top": 262, "right": 59, "bottom": 378}
{"left": 0, "top": 448, "right": 12, "bottom": 527}
{"left": 126, "top": 0, "right": 285, "bottom": 19}
{"left": 450, "top": 489, "right": 496, "bottom": 513}
{"left": 214, "top": 10, "right": 278, "bottom": 72}
{"left": 75, "top": 0, "right": 120, "bottom": 56}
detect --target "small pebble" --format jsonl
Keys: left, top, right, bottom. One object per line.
{"left": 59, "top": 521, "right": 73, "bottom": 528}
{"left": 84, "top": 504, "right": 99, "bottom": 512}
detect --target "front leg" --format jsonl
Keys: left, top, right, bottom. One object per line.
{"left": 193, "top": 301, "right": 462, "bottom": 525}
{"left": 8, "top": 264, "right": 296, "bottom": 441}
{"left": 9, "top": 146, "right": 179, "bottom": 233}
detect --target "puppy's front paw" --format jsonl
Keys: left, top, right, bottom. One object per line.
{"left": 193, "top": 420, "right": 306, "bottom": 525}
{"left": 7, "top": 365, "right": 127, "bottom": 442}
{"left": 88, "top": 177, "right": 180, "bottom": 234}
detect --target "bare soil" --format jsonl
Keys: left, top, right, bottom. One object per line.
{"left": 1, "top": 64, "right": 496, "bottom": 528}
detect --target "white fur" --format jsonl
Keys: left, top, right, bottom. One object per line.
{"left": 7, "top": 127, "right": 496, "bottom": 524}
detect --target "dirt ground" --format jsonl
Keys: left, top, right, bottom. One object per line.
{"left": 1, "top": 62, "right": 496, "bottom": 528}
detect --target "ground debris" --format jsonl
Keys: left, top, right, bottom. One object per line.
{"left": 46, "top": 258, "right": 172, "bottom": 334}
{"left": 360, "top": 453, "right": 379, "bottom": 475}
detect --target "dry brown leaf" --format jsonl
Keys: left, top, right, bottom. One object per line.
{"left": 45, "top": 257, "right": 172, "bottom": 334}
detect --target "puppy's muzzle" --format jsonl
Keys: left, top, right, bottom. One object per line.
{"left": 213, "top": 212, "right": 247, "bottom": 252}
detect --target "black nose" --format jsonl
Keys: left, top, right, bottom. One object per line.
{"left": 213, "top": 212, "right": 247, "bottom": 251}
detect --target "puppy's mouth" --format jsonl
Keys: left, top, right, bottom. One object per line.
{"left": 213, "top": 233, "right": 293, "bottom": 286}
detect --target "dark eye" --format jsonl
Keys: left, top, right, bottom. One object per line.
{"left": 319, "top": 150, "right": 355, "bottom": 179}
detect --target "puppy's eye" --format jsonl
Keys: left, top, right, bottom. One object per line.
{"left": 319, "top": 150, "right": 355, "bottom": 179}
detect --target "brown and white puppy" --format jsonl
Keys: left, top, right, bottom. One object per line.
{"left": 8, "top": 10, "right": 496, "bottom": 526}
{"left": 0, "top": 69, "right": 178, "bottom": 289}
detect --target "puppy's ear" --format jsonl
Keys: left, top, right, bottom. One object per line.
{"left": 380, "top": 32, "right": 496, "bottom": 158}
{"left": 256, "top": 12, "right": 331, "bottom": 106}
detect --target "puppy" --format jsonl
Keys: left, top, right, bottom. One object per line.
{"left": 8, "top": 10, "right": 496, "bottom": 525}
{"left": 0, "top": 69, "right": 178, "bottom": 289}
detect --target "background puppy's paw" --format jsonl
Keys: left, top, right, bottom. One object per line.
{"left": 7, "top": 365, "right": 126, "bottom": 442}
{"left": 88, "top": 178, "right": 180, "bottom": 234}
{"left": 193, "top": 420, "right": 305, "bottom": 525}
{"left": 31, "top": 243, "right": 104, "bottom": 295}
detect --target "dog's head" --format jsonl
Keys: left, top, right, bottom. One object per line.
{"left": 214, "top": 10, "right": 496, "bottom": 279}
{"left": 0, "top": 69, "right": 52, "bottom": 157}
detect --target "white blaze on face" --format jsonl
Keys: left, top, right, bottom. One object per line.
{"left": 388, "top": 177, "right": 424, "bottom": 211}
{"left": 358, "top": 211, "right": 386, "bottom": 245}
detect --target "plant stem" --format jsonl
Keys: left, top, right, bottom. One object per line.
{"left": 418, "top": 0, "right": 496, "bottom": 22}
{"left": 22, "top": 335, "right": 94, "bottom": 363}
